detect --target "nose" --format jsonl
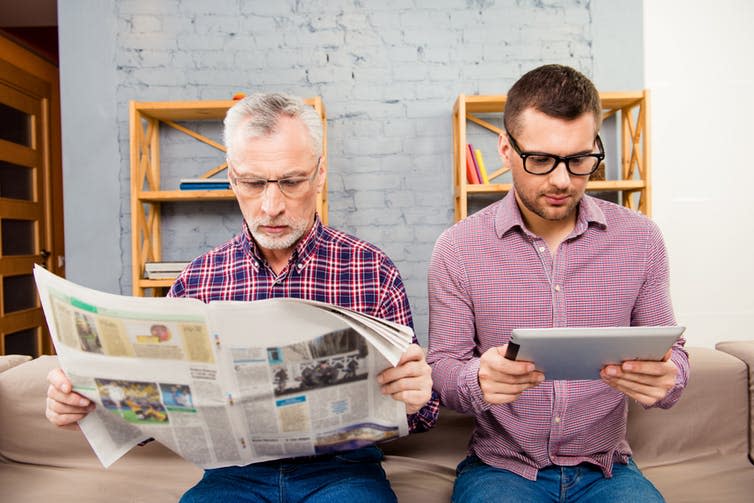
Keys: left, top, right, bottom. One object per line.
{"left": 548, "top": 160, "right": 571, "bottom": 189}
{"left": 260, "top": 182, "right": 286, "bottom": 217}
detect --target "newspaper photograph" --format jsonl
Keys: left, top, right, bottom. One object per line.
{"left": 33, "top": 266, "right": 411, "bottom": 469}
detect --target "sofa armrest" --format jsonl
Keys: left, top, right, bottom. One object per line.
{"left": 0, "top": 354, "right": 32, "bottom": 374}
{"left": 716, "top": 340, "right": 754, "bottom": 463}
{"left": 628, "top": 346, "right": 750, "bottom": 467}
{"left": 0, "top": 355, "right": 203, "bottom": 502}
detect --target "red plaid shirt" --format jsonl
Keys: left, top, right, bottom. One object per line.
{"left": 427, "top": 193, "right": 689, "bottom": 480}
{"left": 169, "top": 216, "right": 439, "bottom": 433}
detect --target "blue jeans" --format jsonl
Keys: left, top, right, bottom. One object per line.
{"left": 179, "top": 446, "right": 396, "bottom": 503}
{"left": 452, "top": 455, "right": 664, "bottom": 503}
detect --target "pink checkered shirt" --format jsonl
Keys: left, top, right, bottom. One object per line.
{"left": 427, "top": 192, "right": 689, "bottom": 480}
{"left": 169, "top": 216, "right": 439, "bottom": 433}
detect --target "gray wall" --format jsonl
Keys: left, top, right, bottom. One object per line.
{"left": 59, "top": 0, "right": 643, "bottom": 345}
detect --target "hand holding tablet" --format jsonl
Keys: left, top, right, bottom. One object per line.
{"left": 504, "top": 326, "right": 685, "bottom": 381}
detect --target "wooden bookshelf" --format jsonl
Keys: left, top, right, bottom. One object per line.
{"left": 130, "top": 98, "right": 328, "bottom": 296}
{"left": 453, "top": 91, "right": 651, "bottom": 221}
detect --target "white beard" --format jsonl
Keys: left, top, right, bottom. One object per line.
{"left": 249, "top": 216, "right": 309, "bottom": 250}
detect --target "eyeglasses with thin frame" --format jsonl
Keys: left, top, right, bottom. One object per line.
{"left": 229, "top": 157, "right": 321, "bottom": 198}
{"left": 507, "top": 132, "right": 605, "bottom": 176}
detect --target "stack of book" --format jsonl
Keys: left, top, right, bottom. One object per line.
{"left": 143, "top": 261, "right": 190, "bottom": 280}
{"left": 465, "top": 144, "right": 490, "bottom": 184}
{"left": 179, "top": 178, "right": 231, "bottom": 190}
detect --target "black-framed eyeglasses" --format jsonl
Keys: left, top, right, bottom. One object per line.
{"left": 229, "top": 157, "right": 321, "bottom": 198}
{"left": 507, "top": 132, "right": 605, "bottom": 176}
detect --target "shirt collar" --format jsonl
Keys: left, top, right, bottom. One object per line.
{"left": 495, "top": 190, "right": 607, "bottom": 239}
{"left": 241, "top": 214, "right": 324, "bottom": 271}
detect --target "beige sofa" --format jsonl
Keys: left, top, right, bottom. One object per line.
{"left": 1, "top": 345, "right": 753, "bottom": 502}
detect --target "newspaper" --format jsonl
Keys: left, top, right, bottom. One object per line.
{"left": 33, "top": 266, "right": 412, "bottom": 469}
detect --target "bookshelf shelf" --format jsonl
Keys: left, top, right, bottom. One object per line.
{"left": 138, "top": 190, "right": 236, "bottom": 202}
{"left": 137, "top": 279, "right": 175, "bottom": 288}
{"left": 130, "top": 97, "right": 328, "bottom": 296}
{"left": 453, "top": 91, "right": 651, "bottom": 221}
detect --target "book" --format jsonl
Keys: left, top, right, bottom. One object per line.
{"left": 179, "top": 178, "right": 231, "bottom": 191}
{"left": 144, "top": 261, "right": 190, "bottom": 280}
{"left": 465, "top": 144, "right": 480, "bottom": 184}
{"left": 474, "top": 149, "right": 490, "bottom": 184}
{"left": 467, "top": 144, "right": 482, "bottom": 183}
{"left": 33, "top": 266, "right": 412, "bottom": 469}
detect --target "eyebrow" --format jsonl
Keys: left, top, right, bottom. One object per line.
{"left": 524, "top": 145, "right": 597, "bottom": 157}
{"left": 232, "top": 167, "right": 311, "bottom": 179}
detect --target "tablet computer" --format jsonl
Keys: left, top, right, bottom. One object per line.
{"left": 504, "top": 326, "right": 685, "bottom": 380}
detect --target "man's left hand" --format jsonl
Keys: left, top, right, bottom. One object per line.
{"left": 600, "top": 349, "right": 678, "bottom": 406}
{"left": 377, "top": 344, "right": 433, "bottom": 414}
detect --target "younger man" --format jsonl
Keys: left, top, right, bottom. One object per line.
{"left": 427, "top": 65, "right": 688, "bottom": 502}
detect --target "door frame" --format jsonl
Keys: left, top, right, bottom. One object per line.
{"left": 0, "top": 33, "right": 64, "bottom": 355}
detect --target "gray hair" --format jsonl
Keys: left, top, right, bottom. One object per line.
{"left": 223, "top": 92, "right": 323, "bottom": 161}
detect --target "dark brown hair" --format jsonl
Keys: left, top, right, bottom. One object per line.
{"left": 503, "top": 64, "right": 602, "bottom": 136}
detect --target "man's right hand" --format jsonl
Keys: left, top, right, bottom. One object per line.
{"left": 478, "top": 344, "right": 545, "bottom": 404}
{"left": 46, "top": 367, "right": 95, "bottom": 428}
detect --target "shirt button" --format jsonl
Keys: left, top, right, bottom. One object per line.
{"left": 554, "top": 284, "right": 561, "bottom": 292}
{"left": 296, "top": 263, "right": 303, "bottom": 270}
{"left": 538, "top": 246, "right": 546, "bottom": 253}
{"left": 554, "top": 416, "right": 561, "bottom": 423}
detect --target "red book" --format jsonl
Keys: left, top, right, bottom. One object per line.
{"left": 465, "top": 144, "right": 480, "bottom": 184}
{"left": 468, "top": 144, "right": 482, "bottom": 183}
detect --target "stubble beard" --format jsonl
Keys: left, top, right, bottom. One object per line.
{"left": 517, "top": 187, "right": 582, "bottom": 222}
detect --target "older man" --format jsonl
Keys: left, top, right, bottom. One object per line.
{"left": 47, "top": 93, "right": 438, "bottom": 502}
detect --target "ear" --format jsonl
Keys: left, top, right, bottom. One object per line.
{"left": 315, "top": 156, "right": 327, "bottom": 193}
{"left": 226, "top": 158, "right": 240, "bottom": 198}
{"left": 498, "top": 134, "right": 512, "bottom": 167}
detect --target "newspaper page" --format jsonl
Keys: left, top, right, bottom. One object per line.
{"left": 33, "top": 266, "right": 411, "bottom": 469}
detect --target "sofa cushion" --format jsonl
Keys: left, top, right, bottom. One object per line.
{"left": 716, "top": 340, "right": 754, "bottom": 463}
{"left": 628, "top": 347, "right": 750, "bottom": 466}
{"left": 382, "top": 406, "right": 474, "bottom": 500}
{"left": 628, "top": 346, "right": 754, "bottom": 501}
{"left": 0, "top": 354, "right": 32, "bottom": 373}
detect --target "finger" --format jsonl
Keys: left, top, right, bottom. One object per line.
{"left": 381, "top": 375, "right": 428, "bottom": 395}
{"left": 47, "top": 383, "right": 92, "bottom": 408}
{"left": 661, "top": 348, "right": 673, "bottom": 362}
{"left": 387, "top": 389, "right": 431, "bottom": 414}
{"left": 602, "top": 373, "right": 673, "bottom": 404}
{"left": 46, "top": 408, "right": 88, "bottom": 427}
{"left": 47, "top": 367, "right": 73, "bottom": 393}
{"left": 46, "top": 397, "right": 92, "bottom": 427}
{"left": 493, "top": 346, "right": 537, "bottom": 375}
{"left": 47, "top": 395, "right": 94, "bottom": 415}
{"left": 609, "top": 370, "right": 673, "bottom": 387}
{"left": 621, "top": 359, "right": 677, "bottom": 378}
{"left": 396, "top": 344, "right": 425, "bottom": 366}
{"left": 602, "top": 378, "right": 667, "bottom": 406}
{"left": 379, "top": 359, "right": 430, "bottom": 384}
{"left": 480, "top": 364, "right": 544, "bottom": 385}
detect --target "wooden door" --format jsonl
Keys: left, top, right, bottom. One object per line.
{"left": 0, "top": 34, "right": 63, "bottom": 356}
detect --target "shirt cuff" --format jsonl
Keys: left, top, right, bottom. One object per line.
{"left": 459, "top": 358, "right": 492, "bottom": 414}
{"left": 648, "top": 352, "right": 687, "bottom": 409}
{"left": 407, "top": 390, "right": 440, "bottom": 433}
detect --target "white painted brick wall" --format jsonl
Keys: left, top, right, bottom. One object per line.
{"left": 114, "top": 0, "right": 595, "bottom": 343}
